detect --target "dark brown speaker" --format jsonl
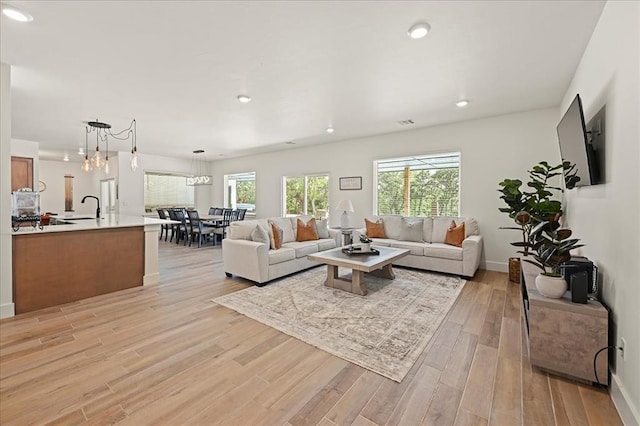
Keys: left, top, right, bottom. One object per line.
{"left": 571, "top": 271, "right": 589, "bottom": 304}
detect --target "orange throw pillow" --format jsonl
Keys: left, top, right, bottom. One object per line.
{"left": 365, "top": 218, "right": 386, "bottom": 238}
{"left": 269, "top": 221, "right": 284, "bottom": 250}
{"left": 297, "top": 218, "right": 319, "bottom": 242}
{"left": 444, "top": 220, "right": 465, "bottom": 247}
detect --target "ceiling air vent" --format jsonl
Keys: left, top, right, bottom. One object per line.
{"left": 397, "top": 119, "right": 414, "bottom": 126}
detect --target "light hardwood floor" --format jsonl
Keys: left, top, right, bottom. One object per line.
{"left": 0, "top": 241, "right": 621, "bottom": 425}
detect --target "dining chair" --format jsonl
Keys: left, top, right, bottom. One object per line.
{"left": 166, "top": 208, "right": 179, "bottom": 242}
{"left": 236, "top": 208, "right": 247, "bottom": 221}
{"left": 186, "top": 210, "right": 216, "bottom": 247}
{"left": 156, "top": 208, "right": 169, "bottom": 241}
{"left": 230, "top": 209, "right": 239, "bottom": 222}
{"left": 172, "top": 208, "right": 189, "bottom": 245}
{"left": 212, "top": 208, "right": 233, "bottom": 245}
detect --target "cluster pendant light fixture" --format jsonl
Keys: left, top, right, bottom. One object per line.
{"left": 82, "top": 119, "right": 138, "bottom": 173}
{"left": 187, "top": 150, "right": 213, "bottom": 186}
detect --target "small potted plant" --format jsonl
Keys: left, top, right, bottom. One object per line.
{"left": 359, "top": 234, "right": 373, "bottom": 252}
{"left": 524, "top": 213, "right": 584, "bottom": 298}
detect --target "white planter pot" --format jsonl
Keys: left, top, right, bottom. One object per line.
{"left": 361, "top": 242, "right": 371, "bottom": 252}
{"left": 535, "top": 274, "right": 568, "bottom": 298}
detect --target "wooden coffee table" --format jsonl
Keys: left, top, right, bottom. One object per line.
{"left": 307, "top": 246, "right": 410, "bottom": 296}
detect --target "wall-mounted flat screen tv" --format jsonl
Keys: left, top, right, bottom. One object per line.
{"left": 557, "top": 94, "right": 603, "bottom": 187}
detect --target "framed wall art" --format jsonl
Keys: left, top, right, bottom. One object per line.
{"left": 339, "top": 176, "right": 362, "bottom": 190}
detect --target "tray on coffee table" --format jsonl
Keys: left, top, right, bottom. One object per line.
{"left": 342, "top": 247, "right": 380, "bottom": 256}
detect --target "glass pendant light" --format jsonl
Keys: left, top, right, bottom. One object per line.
{"left": 91, "top": 146, "right": 104, "bottom": 169}
{"left": 104, "top": 137, "right": 110, "bottom": 174}
{"left": 81, "top": 127, "right": 92, "bottom": 172}
{"left": 81, "top": 156, "right": 92, "bottom": 172}
{"left": 130, "top": 121, "right": 138, "bottom": 171}
{"left": 130, "top": 146, "right": 138, "bottom": 171}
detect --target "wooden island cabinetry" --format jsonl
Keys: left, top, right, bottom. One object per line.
{"left": 11, "top": 215, "right": 167, "bottom": 314}
{"left": 520, "top": 261, "right": 609, "bottom": 384}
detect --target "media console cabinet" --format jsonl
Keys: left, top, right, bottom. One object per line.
{"left": 520, "top": 261, "right": 608, "bottom": 384}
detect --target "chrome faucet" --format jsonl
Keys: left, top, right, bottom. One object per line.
{"left": 81, "top": 195, "right": 101, "bottom": 219}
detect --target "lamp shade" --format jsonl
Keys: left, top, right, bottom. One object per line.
{"left": 335, "top": 199, "right": 354, "bottom": 213}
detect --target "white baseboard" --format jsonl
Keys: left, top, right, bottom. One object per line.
{"left": 611, "top": 372, "right": 639, "bottom": 426}
{"left": 143, "top": 273, "right": 159, "bottom": 286}
{"left": 0, "top": 302, "right": 15, "bottom": 319}
{"left": 483, "top": 260, "right": 508, "bottom": 273}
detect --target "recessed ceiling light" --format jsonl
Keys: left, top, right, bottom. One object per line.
{"left": 63, "top": 153, "right": 69, "bottom": 162}
{"left": 456, "top": 99, "right": 469, "bottom": 108}
{"left": 237, "top": 95, "right": 252, "bottom": 103}
{"left": 1, "top": 5, "right": 33, "bottom": 22}
{"left": 326, "top": 127, "right": 334, "bottom": 134}
{"left": 408, "top": 22, "right": 430, "bottom": 39}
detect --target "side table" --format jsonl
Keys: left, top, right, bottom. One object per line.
{"left": 331, "top": 227, "right": 355, "bottom": 246}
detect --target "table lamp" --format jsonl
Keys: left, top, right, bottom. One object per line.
{"left": 335, "top": 199, "right": 354, "bottom": 229}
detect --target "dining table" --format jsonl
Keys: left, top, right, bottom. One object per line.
{"left": 200, "top": 214, "right": 224, "bottom": 222}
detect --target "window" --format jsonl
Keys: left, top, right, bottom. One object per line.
{"left": 224, "top": 172, "right": 256, "bottom": 213}
{"left": 283, "top": 174, "right": 329, "bottom": 218}
{"left": 375, "top": 152, "right": 460, "bottom": 217}
{"left": 144, "top": 171, "right": 195, "bottom": 212}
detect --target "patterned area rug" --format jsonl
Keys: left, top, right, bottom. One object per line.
{"left": 212, "top": 267, "right": 465, "bottom": 382}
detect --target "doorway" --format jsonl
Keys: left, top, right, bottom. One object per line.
{"left": 100, "top": 178, "right": 117, "bottom": 215}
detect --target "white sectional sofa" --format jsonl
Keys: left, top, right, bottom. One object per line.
{"left": 222, "top": 216, "right": 341, "bottom": 285}
{"left": 353, "top": 215, "right": 483, "bottom": 278}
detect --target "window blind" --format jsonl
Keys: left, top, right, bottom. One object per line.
{"left": 376, "top": 152, "right": 460, "bottom": 217}
{"left": 144, "top": 172, "right": 195, "bottom": 211}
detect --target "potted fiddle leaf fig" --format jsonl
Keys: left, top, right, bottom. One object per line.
{"left": 498, "top": 161, "right": 580, "bottom": 282}
{"left": 524, "top": 213, "right": 584, "bottom": 298}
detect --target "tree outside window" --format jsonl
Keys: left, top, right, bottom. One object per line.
{"left": 284, "top": 174, "right": 329, "bottom": 217}
{"left": 224, "top": 172, "right": 256, "bottom": 213}
{"left": 375, "top": 153, "right": 460, "bottom": 217}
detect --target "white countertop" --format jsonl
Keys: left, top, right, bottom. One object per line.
{"left": 12, "top": 214, "right": 174, "bottom": 235}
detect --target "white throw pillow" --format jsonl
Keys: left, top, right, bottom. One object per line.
{"left": 315, "top": 218, "right": 329, "bottom": 239}
{"left": 432, "top": 217, "right": 454, "bottom": 243}
{"left": 399, "top": 217, "right": 424, "bottom": 242}
{"left": 268, "top": 217, "right": 295, "bottom": 243}
{"left": 250, "top": 224, "right": 270, "bottom": 246}
{"left": 381, "top": 215, "right": 403, "bottom": 240}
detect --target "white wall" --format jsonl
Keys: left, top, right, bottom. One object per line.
{"left": 0, "top": 63, "right": 13, "bottom": 318}
{"left": 209, "top": 107, "right": 562, "bottom": 272}
{"left": 39, "top": 159, "right": 97, "bottom": 215}
{"left": 560, "top": 2, "right": 639, "bottom": 424}
{"left": 117, "top": 152, "right": 211, "bottom": 216}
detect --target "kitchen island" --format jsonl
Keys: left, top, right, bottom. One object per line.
{"left": 12, "top": 215, "right": 170, "bottom": 314}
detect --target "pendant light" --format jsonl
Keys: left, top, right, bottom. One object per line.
{"left": 82, "top": 118, "right": 138, "bottom": 173}
{"left": 81, "top": 128, "right": 92, "bottom": 172}
{"left": 186, "top": 150, "right": 213, "bottom": 186}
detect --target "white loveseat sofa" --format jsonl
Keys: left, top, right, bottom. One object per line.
{"left": 222, "top": 216, "right": 341, "bottom": 285}
{"left": 353, "top": 215, "right": 483, "bottom": 278}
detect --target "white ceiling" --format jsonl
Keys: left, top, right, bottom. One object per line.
{"left": 1, "top": 1, "right": 605, "bottom": 162}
